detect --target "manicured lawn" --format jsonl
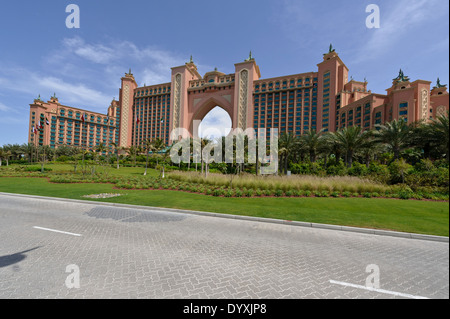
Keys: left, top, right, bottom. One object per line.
{"left": 0, "top": 176, "right": 448, "bottom": 237}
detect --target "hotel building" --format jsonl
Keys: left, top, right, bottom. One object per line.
{"left": 29, "top": 46, "right": 449, "bottom": 151}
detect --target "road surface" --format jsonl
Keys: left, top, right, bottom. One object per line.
{"left": 0, "top": 193, "right": 448, "bottom": 299}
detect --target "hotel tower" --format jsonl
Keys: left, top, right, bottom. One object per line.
{"left": 29, "top": 46, "right": 449, "bottom": 152}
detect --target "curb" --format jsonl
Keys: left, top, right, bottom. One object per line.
{"left": 1, "top": 192, "right": 448, "bottom": 243}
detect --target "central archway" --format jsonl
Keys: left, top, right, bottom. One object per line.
{"left": 189, "top": 96, "right": 235, "bottom": 139}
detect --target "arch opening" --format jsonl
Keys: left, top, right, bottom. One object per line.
{"left": 197, "top": 106, "right": 232, "bottom": 140}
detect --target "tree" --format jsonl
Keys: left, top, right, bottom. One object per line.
{"left": 301, "top": 129, "right": 325, "bottom": 162}
{"left": 429, "top": 111, "right": 449, "bottom": 162}
{"left": 159, "top": 144, "right": 172, "bottom": 179}
{"left": 331, "top": 126, "right": 371, "bottom": 168}
{"left": 278, "top": 132, "right": 297, "bottom": 175}
{"left": 373, "top": 119, "right": 413, "bottom": 160}
{"left": 152, "top": 138, "right": 166, "bottom": 168}
{"left": 127, "top": 145, "right": 138, "bottom": 167}
{"left": 0, "top": 148, "right": 4, "bottom": 166}
{"left": 95, "top": 142, "right": 107, "bottom": 163}
{"left": 141, "top": 138, "right": 155, "bottom": 176}
{"left": 110, "top": 142, "right": 121, "bottom": 169}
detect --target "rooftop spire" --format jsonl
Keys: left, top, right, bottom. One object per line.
{"left": 323, "top": 43, "right": 336, "bottom": 56}
{"left": 393, "top": 69, "right": 410, "bottom": 83}
{"left": 435, "top": 77, "right": 447, "bottom": 88}
{"left": 245, "top": 50, "right": 254, "bottom": 62}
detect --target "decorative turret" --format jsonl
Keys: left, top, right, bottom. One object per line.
{"left": 431, "top": 77, "right": 448, "bottom": 97}
{"left": 434, "top": 78, "right": 447, "bottom": 89}
{"left": 245, "top": 51, "right": 254, "bottom": 62}
{"left": 392, "top": 69, "right": 410, "bottom": 84}
{"left": 324, "top": 43, "right": 335, "bottom": 56}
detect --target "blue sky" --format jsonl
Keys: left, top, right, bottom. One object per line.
{"left": 0, "top": 0, "right": 448, "bottom": 145}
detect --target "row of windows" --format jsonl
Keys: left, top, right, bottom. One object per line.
{"left": 135, "top": 87, "right": 171, "bottom": 97}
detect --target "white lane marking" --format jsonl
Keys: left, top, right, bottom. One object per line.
{"left": 33, "top": 226, "right": 82, "bottom": 237}
{"left": 329, "top": 280, "right": 429, "bottom": 299}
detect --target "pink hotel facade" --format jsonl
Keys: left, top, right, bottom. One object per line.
{"left": 29, "top": 47, "right": 449, "bottom": 151}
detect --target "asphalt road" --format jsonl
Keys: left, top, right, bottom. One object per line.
{"left": 0, "top": 193, "right": 448, "bottom": 299}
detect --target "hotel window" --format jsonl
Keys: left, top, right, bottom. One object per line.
{"left": 399, "top": 102, "right": 408, "bottom": 117}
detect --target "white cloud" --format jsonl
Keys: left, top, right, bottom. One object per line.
{"left": 0, "top": 36, "right": 193, "bottom": 111}
{"left": 0, "top": 66, "right": 112, "bottom": 112}
{"left": 0, "top": 102, "right": 10, "bottom": 112}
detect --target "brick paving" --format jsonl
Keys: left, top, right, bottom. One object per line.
{"left": 0, "top": 193, "right": 448, "bottom": 299}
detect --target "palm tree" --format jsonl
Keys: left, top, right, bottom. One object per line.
{"left": 331, "top": 126, "right": 371, "bottom": 168}
{"left": 278, "top": 132, "right": 297, "bottom": 175}
{"left": 301, "top": 129, "right": 325, "bottom": 162}
{"left": 127, "top": 145, "right": 138, "bottom": 167}
{"left": 141, "top": 138, "right": 154, "bottom": 176}
{"left": 429, "top": 111, "right": 449, "bottom": 162}
{"left": 0, "top": 148, "right": 4, "bottom": 167}
{"left": 373, "top": 119, "right": 413, "bottom": 160}
{"left": 110, "top": 142, "right": 121, "bottom": 169}
{"left": 152, "top": 138, "right": 166, "bottom": 167}
{"left": 160, "top": 144, "right": 172, "bottom": 179}
{"left": 95, "top": 142, "right": 107, "bottom": 163}
{"left": 317, "top": 132, "right": 336, "bottom": 168}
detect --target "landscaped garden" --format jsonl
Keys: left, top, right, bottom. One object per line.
{"left": 0, "top": 116, "right": 448, "bottom": 236}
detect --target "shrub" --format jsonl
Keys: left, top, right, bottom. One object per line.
{"left": 389, "top": 159, "right": 413, "bottom": 184}
{"left": 330, "top": 191, "right": 340, "bottom": 198}
{"left": 342, "top": 191, "right": 351, "bottom": 198}
{"left": 293, "top": 190, "right": 303, "bottom": 197}
{"left": 347, "top": 162, "right": 368, "bottom": 177}
{"left": 263, "top": 190, "right": 272, "bottom": 196}
{"left": 398, "top": 190, "right": 413, "bottom": 200}
{"left": 274, "top": 189, "right": 284, "bottom": 197}
{"left": 285, "top": 190, "right": 294, "bottom": 197}
{"left": 245, "top": 189, "right": 254, "bottom": 197}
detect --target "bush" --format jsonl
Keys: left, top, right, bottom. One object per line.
{"left": 342, "top": 191, "right": 351, "bottom": 198}
{"left": 347, "top": 162, "right": 368, "bottom": 177}
{"left": 274, "top": 189, "right": 284, "bottom": 197}
{"left": 389, "top": 159, "right": 413, "bottom": 184}
{"left": 285, "top": 190, "right": 294, "bottom": 197}
{"left": 25, "top": 166, "right": 52, "bottom": 172}
{"left": 326, "top": 160, "right": 347, "bottom": 176}
{"left": 330, "top": 191, "right": 340, "bottom": 198}
{"left": 245, "top": 189, "right": 254, "bottom": 197}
